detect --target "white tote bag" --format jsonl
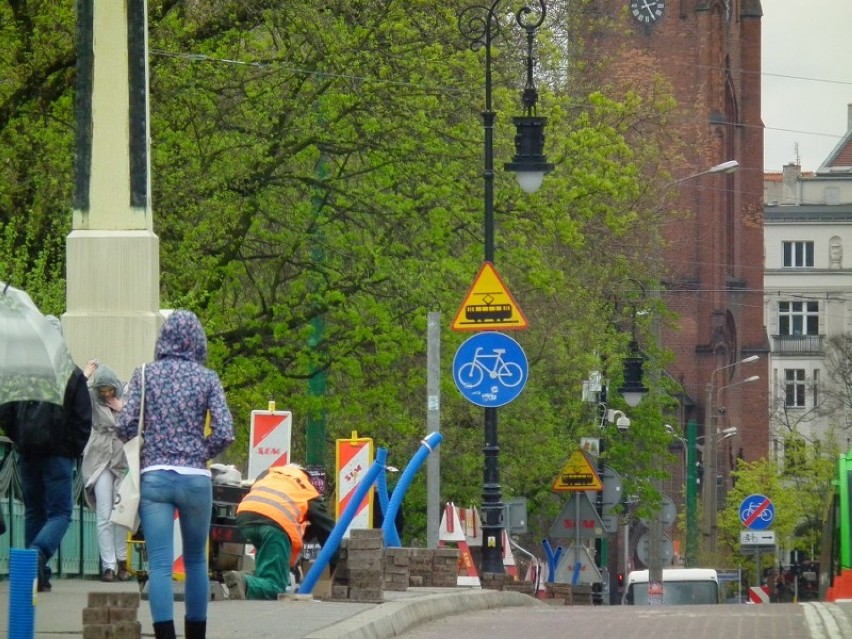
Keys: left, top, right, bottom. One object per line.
{"left": 110, "top": 364, "right": 145, "bottom": 533}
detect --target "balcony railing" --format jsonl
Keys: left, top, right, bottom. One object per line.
{"left": 772, "top": 334, "right": 824, "bottom": 355}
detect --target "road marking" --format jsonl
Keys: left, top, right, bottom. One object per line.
{"left": 801, "top": 602, "right": 852, "bottom": 639}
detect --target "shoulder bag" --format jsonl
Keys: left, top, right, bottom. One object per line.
{"left": 110, "top": 364, "right": 145, "bottom": 533}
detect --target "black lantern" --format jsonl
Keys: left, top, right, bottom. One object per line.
{"left": 618, "top": 340, "right": 648, "bottom": 407}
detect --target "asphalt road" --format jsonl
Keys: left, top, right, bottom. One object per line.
{"left": 394, "top": 601, "right": 852, "bottom": 639}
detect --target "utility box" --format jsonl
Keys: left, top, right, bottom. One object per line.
{"left": 504, "top": 497, "right": 528, "bottom": 535}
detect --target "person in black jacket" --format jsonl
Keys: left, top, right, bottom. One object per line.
{"left": 0, "top": 355, "right": 92, "bottom": 592}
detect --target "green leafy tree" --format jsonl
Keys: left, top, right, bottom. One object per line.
{"left": 1, "top": 0, "right": 682, "bottom": 544}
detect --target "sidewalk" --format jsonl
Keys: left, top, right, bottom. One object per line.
{"left": 0, "top": 579, "right": 540, "bottom": 639}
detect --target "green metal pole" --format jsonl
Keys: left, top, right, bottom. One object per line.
{"left": 686, "top": 419, "right": 697, "bottom": 567}
{"left": 840, "top": 452, "right": 850, "bottom": 569}
{"left": 305, "top": 151, "right": 328, "bottom": 469}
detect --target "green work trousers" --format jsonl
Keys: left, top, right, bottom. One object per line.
{"left": 241, "top": 521, "right": 293, "bottom": 600}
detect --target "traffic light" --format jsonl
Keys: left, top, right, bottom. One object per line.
{"left": 617, "top": 572, "right": 624, "bottom": 589}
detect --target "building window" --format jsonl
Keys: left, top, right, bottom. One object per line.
{"left": 813, "top": 369, "right": 820, "bottom": 406}
{"left": 782, "top": 241, "right": 814, "bottom": 267}
{"left": 778, "top": 301, "right": 819, "bottom": 335}
{"left": 785, "top": 369, "right": 806, "bottom": 408}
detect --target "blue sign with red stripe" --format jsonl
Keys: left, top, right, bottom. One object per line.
{"left": 739, "top": 494, "right": 774, "bottom": 531}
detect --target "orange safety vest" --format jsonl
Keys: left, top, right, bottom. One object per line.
{"left": 237, "top": 465, "right": 320, "bottom": 562}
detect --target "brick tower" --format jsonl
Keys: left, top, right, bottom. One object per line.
{"left": 585, "top": 1, "right": 770, "bottom": 465}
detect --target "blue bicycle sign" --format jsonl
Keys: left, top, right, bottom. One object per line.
{"left": 739, "top": 494, "right": 775, "bottom": 531}
{"left": 453, "top": 332, "right": 528, "bottom": 408}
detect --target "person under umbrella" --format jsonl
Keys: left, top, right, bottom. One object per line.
{"left": 81, "top": 360, "right": 132, "bottom": 582}
{"left": 0, "top": 315, "right": 92, "bottom": 592}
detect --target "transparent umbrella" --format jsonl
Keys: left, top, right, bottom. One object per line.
{"left": 0, "top": 281, "right": 76, "bottom": 406}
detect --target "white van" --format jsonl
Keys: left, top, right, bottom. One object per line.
{"left": 622, "top": 568, "right": 720, "bottom": 605}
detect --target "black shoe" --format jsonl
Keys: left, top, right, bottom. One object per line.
{"left": 36, "top": 551, "right": 51, "bottom": 592}
{"left": 101, "top": 568, "right": 116, "bottom": 582}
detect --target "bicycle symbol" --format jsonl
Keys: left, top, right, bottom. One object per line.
{"left": 456, "top": 347, "right": 524, "bottom": 389}
{"left": 742, "top": 501, "right": 773, "bottom": 522}
{"left": 453, "top": 332, "right": 528, "bottom": 408}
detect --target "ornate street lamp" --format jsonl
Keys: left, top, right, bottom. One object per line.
{"left": 618, "top": 340, "right": 649, "bottom": 408}
{"left": 458, "top": 0, "right": 551, "bottom": 575}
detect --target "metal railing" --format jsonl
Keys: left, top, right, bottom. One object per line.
{"left": 0, "top": 436, "right": 100, "bottom": 578}
{"left": 771, "top": 334, "right": 824, "bottom": 355}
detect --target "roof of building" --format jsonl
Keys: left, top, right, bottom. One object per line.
{"left": 765, "top": 203, "right": 852, "bottom": 222}
{"left": 818, "top": 104, "right": 852, "bottom": 173}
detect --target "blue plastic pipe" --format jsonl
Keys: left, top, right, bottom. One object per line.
{"left": 542, "top": 539, "right": 563, "bottom": 583}
{"left": 8, "top": 548, "right": 38, "bottom": 639}
{"left": 298, "top": 447, "right": 388, "bottom": 595}
{"left": 375, "top": 464, "right": 391, "bottom": 525}
{"left": 382, "top": 431, "right": 443, "bottom": 547}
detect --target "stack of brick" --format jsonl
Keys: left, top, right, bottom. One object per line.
{"left": 82, "top": 592, "right": 141, "bottom": 639}
{"left": 542, "top": 582, "right": 573, "bottom": 605}
{"left": 431, "top": 548, "right": 459, "bottom": 587}
{"left": 407, "top": 548, "right": 435, "bottom": 587}
{"left": 382, "top": 547, "right": 410, "bottom": 591}
{"left": 502, "top": 580, "right": 537, "bottom": 596}
{"left": 406, "top": 548, "right": 458, "bottom": 588}
{"left": 331, "top": 529, "right": 384, "bottom": 602}
{"left": 481, "top": 572, "right": 507, "bottom": 591}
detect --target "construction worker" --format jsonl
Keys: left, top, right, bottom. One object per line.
{"left": 224, "top": 464, "right": 336, "bottom": 600}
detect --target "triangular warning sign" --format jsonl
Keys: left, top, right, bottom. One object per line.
{"left": 552, "top": 449, "right": 603, "bottom": 492}
{"left": 549, "top": 493, "right": 607, "bottom": 540}
{"left": 553, "top": 543, "right": 603, "bottom": 584}
{"left": 451, "top": 262, "right": 529, "bottom": 331}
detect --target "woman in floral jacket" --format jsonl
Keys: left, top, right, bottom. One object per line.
{"left": 117, "top": 311, "right": 234, "bottom": 639}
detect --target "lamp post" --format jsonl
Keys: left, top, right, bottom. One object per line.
{"left": 702, "top": 355, "right": 759, "bottom": 557}
{"left": 458, "top": 0, "right": 552, "bottom": 576}
{"left": 668, "top": 422, "right": 737, "bottom": 566}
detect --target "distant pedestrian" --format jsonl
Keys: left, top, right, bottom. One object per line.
{"left": 117, "top": 310, "right": 234, "bottom": 639}
{"left": 81, "top": 360, "right": 131, "bottom": 582}
{"left": 0, "top": 316, "right": 92, "bottom": 592}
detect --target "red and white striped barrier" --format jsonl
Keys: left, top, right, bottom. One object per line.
{"left": 748, "top": 585, "right": 771, "bottom": 604}
{"left": 439, "top": 502, "right": 480, "bottom": 586}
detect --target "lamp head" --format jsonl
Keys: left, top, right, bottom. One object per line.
{"left": 504, "top": 116, "right": 554, "bottom": 193}
{"left": 710, "top": 160, "right": 740, "bottom": 174}
{"left": 616, "top": 414, "right": 631, "bottom": 431}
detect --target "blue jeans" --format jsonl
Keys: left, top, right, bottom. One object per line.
{"left": 140, "top": 471, "right": 212, "bottom": 623}
{"left": 17, "top": 454, "right": 74, "bottom": 575}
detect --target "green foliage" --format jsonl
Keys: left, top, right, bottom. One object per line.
{"left": 718, "top": 449, "right": 836, "bottom": 574}
{"left": 1, "top": 1, "right": 681, "bottom": 544}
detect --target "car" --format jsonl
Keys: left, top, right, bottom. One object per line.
{"left": 622, "top": 568, "right": 721, "bottom": 605}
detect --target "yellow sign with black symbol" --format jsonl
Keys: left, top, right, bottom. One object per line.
{"left": 451, "top": 261, "right": 529, "bottom": 331}
{"left": 552, "top": 449, "right": 603, "bottom": 492}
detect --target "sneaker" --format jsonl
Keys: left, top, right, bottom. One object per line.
{"left": 224, "top": 571, "right": 246, "bottom": 600}
{"left": 101, "top": 568, "right": 116, "bottom": 582}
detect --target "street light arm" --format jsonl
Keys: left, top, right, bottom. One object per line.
{"left": 671, "top": 160, "right": 740, "bottom": 184}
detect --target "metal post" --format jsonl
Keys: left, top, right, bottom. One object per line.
{"left": 686, "top": 419, "right": 698, "bottom": 566}
{"left": 426, "top": 312, "right": 441, "bottom": 549}
{"left": 457, "top": 0, "right": 548, "bottom": 577}
{"left": 702, "top": 382, "right": 716, "bottom": 557}
{"left": 480, "top": 7, "right": 503, "bottom": 575}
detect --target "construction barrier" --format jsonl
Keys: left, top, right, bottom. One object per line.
{"left": 748, "top": 585, "right": 771, "bottom": 604}
{"left": 438, "top": 502, "right": 480, "bottom": 587}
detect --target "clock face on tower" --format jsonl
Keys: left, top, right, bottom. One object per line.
{"left": 630, "top": 0, "right": 665, "bottom": 24}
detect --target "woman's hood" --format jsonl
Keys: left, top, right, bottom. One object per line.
{"left": 154, "top": 310, "right": 208, "bottom": 364}
{"left": 91, "top": 364, "right": 123, "bottom": 404}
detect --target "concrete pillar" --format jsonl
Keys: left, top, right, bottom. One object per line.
{"left": 65, "top": 0, "right": 160, "bottom": 381}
